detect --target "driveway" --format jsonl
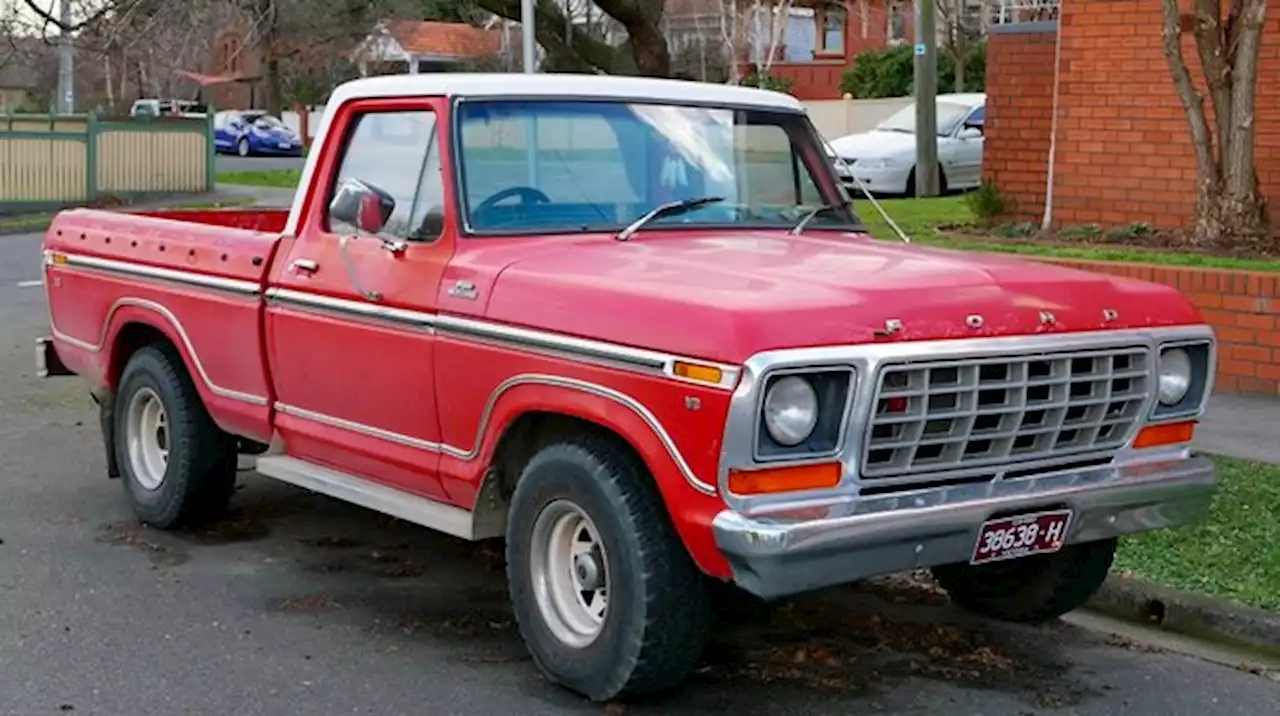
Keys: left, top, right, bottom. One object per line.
{"left": 1, "top": 231, "right": 1277, "bottom": 715}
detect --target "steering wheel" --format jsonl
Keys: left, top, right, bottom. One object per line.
{"left": 473, "top": 186, "right": 552, "bottom": 215}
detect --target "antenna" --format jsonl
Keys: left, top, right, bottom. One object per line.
{"left": 832, "top": 154, "right": 912, "bottom": 244}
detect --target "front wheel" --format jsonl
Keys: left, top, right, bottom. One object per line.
{"left": 505, "top": 435, "right": 711, "bottom": 701}
{"left": 931, "top": 537, "right": 1117, "bottom": 623}
{"left": 114, "top": 344, "right": 238, "bottom": 530}
{"left": 237, "top": 137, "right": 250, "bottom": 157}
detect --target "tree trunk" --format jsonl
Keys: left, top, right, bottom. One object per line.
{"left": 1159, "top": 0, "right": 1269, "bottom": 249}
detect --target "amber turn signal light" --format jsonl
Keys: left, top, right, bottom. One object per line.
{"left": 1132, "top": 420, "right": 1196, "bottom": 449}
{"left": 672, "top": 361, "right": 724, "bottom": 385}
{"left": 728, "top": 462, "right": 842, "bottom": 495}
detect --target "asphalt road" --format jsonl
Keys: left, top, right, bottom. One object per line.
{"left": 2, "top": 230, "right": 1279, "bottom": 715}
{"left": 215, "top": 153, "right": 306, "bottom": 173}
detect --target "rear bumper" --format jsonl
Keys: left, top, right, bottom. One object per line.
{"left": 712, "top": 454, "right": 1217, "bottom": 600}
{"left": 35, "top": 335, "right": 74, "bottom": 378}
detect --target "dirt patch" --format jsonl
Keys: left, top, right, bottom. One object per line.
{"left": 690, "top": 576, "right": 1098, "bottom": 709}
{"left": 268, "top": 595, "right": 343, "bottom": 613}
{"left": 95, "top": 523, "right": 189, "bottom": 567}
{"left": 945, "top": 224, "right": 1280, "bottom": 262}
{"left": 182, "top": 511, "right": 272, "bottom": 545}
{"left": 395, "top": 585, "right": 514, "bottom": 639}
{"left": 296, "top": 536, "right": 364, "bottom": 549}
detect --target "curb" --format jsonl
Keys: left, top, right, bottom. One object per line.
{"left": 1086, "top": 574, "right": 1280, "bottom": 658}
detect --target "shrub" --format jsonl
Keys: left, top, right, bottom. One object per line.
{"left": 741, "top": 71, "right": 795, "bottom": 94}
{"left": 839, "top": 42, "right": 987, "bottom": 99}
{"left": 964, "top": 181, "right": 1010, "bottom": 226}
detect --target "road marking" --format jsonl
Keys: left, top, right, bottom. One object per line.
{"left": 16, "top": 280, "right": 44, "bottom": 288}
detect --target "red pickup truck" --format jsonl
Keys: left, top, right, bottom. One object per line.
{"left": 37, "top": 74, "right": 1218, "bottom": 701}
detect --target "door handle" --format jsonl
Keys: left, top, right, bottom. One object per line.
{"left": 290, "top": 258, "right": 318, "bottom": 275}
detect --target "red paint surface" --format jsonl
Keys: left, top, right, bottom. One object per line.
{"left": 41, "top": 87, "right": 1210, "bottom": 580}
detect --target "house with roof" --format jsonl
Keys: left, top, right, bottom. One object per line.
{"left": 350, "top": 19, "right": 507, "bottom": 76}
{"left": 660, "top": 0, "right": 988, "bottom": 99}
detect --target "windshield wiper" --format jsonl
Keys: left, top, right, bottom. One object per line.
{"left": 615, "top": 196, "right": 724, "bottom": 241}
{"left": 789, "top": 203, "right": 850, "bottom": 235}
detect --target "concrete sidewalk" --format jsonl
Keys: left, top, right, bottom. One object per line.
{"left": 1195, "top": 393, "right": 1280, "bottom": 465}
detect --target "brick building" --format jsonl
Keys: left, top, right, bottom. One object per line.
{"left": 744, "top": 0, "right": 917, "bottom": 98}
{"left": 983, "top": 0, "right": 1280, "bottom": 229}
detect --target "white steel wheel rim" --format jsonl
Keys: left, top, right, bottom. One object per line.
{"left": 125, "top": 386, "right": 170, "bottom": 491}
{"left": 529, "top": 499, "right": 610, "bottom": 649}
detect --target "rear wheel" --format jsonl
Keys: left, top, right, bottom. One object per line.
{"left": 237, "top": 137, "right": 250, "bottom": 157}
{"left": 505, "top": 435, "right": 711, "bottom": 701}
{"left": 931, "top": 538, "right": 1117, "bottom": 623}
{"left": 114, "top": 343, "right": 238, "bottom": 530}
{"left": 905, "top": 165, "right": 949, "bottom": 197}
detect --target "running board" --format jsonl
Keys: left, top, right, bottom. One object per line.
{"left": 255, "top": 455, "right": 478, "bottom": 540}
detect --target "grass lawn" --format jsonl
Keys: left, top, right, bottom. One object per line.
{"left": 1112, "top": 455, "right": 1280, "bottom": 612}
{"left": 217, "top": 169, "right": 303, "bottom": 188}
{"left": 855, "top": 195, "right": 1280, "bottom": 272}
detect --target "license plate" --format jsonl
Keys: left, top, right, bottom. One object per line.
{"left": 970, "top": 509, "right": 1072, "bottom": 565}
{"left": 279, "top": 142, "right": 291, "bottom": 149}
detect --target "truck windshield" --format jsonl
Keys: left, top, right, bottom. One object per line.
{"left": 454, "top": 99, "right": 860, "bottom": 236}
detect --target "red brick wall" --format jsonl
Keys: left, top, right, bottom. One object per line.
{"left": 982, "top": 27, "right": 1058, "bottom": 219}
{"left": 764, "top": 0, "right": 913, "bottom": 100}
{"left": 1034, "top": 258, "right": 1280, "bottom": 397}
{"left": 767, "top": 62, "right": 850, "bottom": 99}
{"left": 985, "top": 1, "right": 1280, "bottom": 229}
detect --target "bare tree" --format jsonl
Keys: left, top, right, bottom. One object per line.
{"left": 1160, "top": 0, "right": 1269, "bottom": 247}
{"left": 936, "top": 0, "right": 988, "bottom": 93}
{"left": 477, "top": 0, "right": 671, "bottom": 76}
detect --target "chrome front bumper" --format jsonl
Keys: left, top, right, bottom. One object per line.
{"left": 712, "top": 455, "right": 1217, "bottom": 600}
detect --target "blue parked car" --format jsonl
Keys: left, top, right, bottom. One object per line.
{"left": 213, "top": 110, "right": 304, "bottom": 157}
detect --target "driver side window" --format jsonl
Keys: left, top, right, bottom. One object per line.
{"left": 327, "top": 109, "right": 441, "bottom": 241}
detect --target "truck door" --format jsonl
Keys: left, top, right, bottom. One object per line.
{"left": 264, "top": 96, "right": 457, "bottom": 503}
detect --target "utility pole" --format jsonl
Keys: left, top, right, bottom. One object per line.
{"left": 521, "top": 0, "right": 536, "bottom": 73}
{"left": 57, "top": 0, "right": 74, "bottom": 114}
{"left": 913, "top": 0, "right": 939, "bottom": 196}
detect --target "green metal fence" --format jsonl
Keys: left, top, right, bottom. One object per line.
{"left": 0, "top": 111, "right": 215, "bottom": 214}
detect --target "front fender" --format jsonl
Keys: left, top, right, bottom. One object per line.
{"left": 441, "top": 373, "right": 733, "bottom": 579}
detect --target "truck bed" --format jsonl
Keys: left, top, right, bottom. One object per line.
{"left": 43, "top": 207, "right": 287, "bottom": 442}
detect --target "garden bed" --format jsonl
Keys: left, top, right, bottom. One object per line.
{"left": 856, "top": 196, "right": 1280, "bottom": 272}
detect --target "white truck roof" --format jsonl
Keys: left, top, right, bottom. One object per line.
{"left": 325, "top": 72, "right": 804, "bottom": 112}
{"left": 285, "top": 72, "right": 807, "bottom": 235}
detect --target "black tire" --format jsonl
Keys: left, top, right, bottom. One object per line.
{"left": 114, "top": 343, "right": 238, "bottom": 530}
{"left": 931, "top": 537, "right": 1117, "bottom": 623}
{"left": 905, "top": 164, "right": 948, "bottom": 197}
{"left": 505, "top": 435, "right": 711, "bottom": 702}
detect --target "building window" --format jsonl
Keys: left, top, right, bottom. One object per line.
{"left": 888, "top": 0, "right": 909, "bottom": 45}
{"left": 816, "top": 4, "right": 846, "bottom": 54}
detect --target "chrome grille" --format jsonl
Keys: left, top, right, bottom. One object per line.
{"left": 861, "top": 346, "right": 1151, "bottom": 481}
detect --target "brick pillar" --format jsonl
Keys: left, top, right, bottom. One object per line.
{"left": 982, "top": 21, "right": 1059, "bottom": 223}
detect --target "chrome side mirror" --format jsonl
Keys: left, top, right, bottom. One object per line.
{"left": 329, "top": 177, "right": 395, "bottom": 235}
{"left": 329, "top": 178, "right": 400, "bottom": 303}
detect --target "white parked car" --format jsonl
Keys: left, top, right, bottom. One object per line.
{"left": 827, "top": 92, "right": 986, "bottom": 196}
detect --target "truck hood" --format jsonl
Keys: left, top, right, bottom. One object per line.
{"left": 481, "top": 232, "right": 1202, "bottom": 365}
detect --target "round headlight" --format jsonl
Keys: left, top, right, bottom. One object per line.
{"left": 763, "top": 376, "right": 819, "bottom": 446}
{"left": 1158, "top": 347, "right": 1193, "bottom": 405}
